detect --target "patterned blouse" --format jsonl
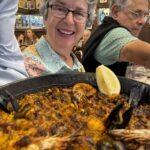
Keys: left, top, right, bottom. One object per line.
{"left": 23, "top": 36, "right": 85, "bottom": 77}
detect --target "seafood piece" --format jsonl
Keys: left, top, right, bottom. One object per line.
{"left": 121, "top": 84, "right": 145, "bottom": 128}
{"left": 105, "top": 103, "right": 124, "bottom": 129}
{"left": 26, "top": 134, "right": 82, "bottom": 150}
{"left": 108, "top": 129, "right": 150, "bottom": 144}
{"left": 73, "top": 83, "right": 97, "bottom": 101}
{"left": 96, "top": 140, "right": 126, "bottom": 150}
{"left": 0, "top": 90, "right": 19, "bottom": 113}
{"left": 14, "top": 104, "right": 31, "bottom": 119}
{"left": 105, "top": 84, "right": 145, "bottom": 129}
{"left": 26, "top": 136, "right": 72, "bottom": 150}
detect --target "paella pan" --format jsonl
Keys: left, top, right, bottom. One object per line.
{"left": 0, "top": 73, "right": 150, "bottom": 150}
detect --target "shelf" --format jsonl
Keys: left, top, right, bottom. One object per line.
{"left": 16, "top": 1, "right": 45, "bottom": 38}
{"left": 16, "top": 28, "right": 45, "bottom": 32}
{"left": 18, "top": 8, "right": 40, "bottom": 14}
{"left": 97, "top": 2, "right": 109, "bottom": 8}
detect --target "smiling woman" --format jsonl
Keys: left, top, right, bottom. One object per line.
{"left": 23, "top": 0, "right": 97, "bottom": 77}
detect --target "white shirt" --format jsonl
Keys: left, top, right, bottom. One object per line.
{"left": 0, "top": 0, "right": 28, "bottom": 86}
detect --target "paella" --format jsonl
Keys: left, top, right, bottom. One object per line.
{"left": 0, "top": 83, "right": 149, "bottom": 150}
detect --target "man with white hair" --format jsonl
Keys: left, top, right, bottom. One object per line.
{"left": 0, "top": 0, "right": 28, "bottom": 86}
{"left": 82, "top": 0, "right": 150, "bottom": 76}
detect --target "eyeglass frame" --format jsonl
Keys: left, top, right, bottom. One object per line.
{"left": 127, "top": 8, "right": 149, "bottom": 21}
{"left": 47, "top": 4, "right": 89, "bottom": 24}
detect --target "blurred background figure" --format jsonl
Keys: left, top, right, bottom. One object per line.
{"left": 17, "top": 33, "right": 25, "bottom": 46}
{"left": 73, "top": 29, "right": 91, "bottom": 61}
{"left": 24, "top": 28, "right": 39, "bottom": 46}
{"left": 17, "top": 33, "right": 33, "bottom": 51}
{"left": 82, "top": 29, "right": 91, "bottom": 46}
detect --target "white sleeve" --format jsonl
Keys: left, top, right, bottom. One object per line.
{"left": 0, "top": 0, "right": 28, "bottom": 86}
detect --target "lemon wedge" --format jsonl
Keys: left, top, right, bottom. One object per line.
{"left": 96, "top": 65, "right": 121, "bottom": 96}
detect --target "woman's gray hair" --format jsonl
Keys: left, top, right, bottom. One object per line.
{"left": 40, "top": 0, "right": 97, "bottom": 27}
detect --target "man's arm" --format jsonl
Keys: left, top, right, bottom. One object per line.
{"left": 0, "top": 0, "right": 28, "bottom": 86}
{"left": 94, "top": 28, "right": 137, "bottom": 65}
{"left": 120, "top": 39, "right": 150, "bottom": 68}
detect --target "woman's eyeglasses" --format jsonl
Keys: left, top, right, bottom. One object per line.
{"left": 128, "top": 9, "right": 149, "bottom": 21}
{"left": 47, "top": 4, "right": 88, "bottom": 24}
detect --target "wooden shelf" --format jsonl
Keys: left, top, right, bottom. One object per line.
{"left": 16, "top": 28, "right": 45, "bottom": 31}
{"left": 16, "top": 6, "right": 44, "bottom": 37}
{"left": 97, "top": 2, "right": 109, "bottom": 8}
{"left": 18, "top": 8, "right": 40, "bottom": 14}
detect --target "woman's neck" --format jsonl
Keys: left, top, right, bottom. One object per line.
{"left": 44, "top": 36, "right": 74, "bottom": 68}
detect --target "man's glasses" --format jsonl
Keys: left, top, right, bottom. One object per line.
{"left": 47, "top": 4, "right": 88, "bottom": 24}
{"left": 128, "top": 9, "right": 149, "bottom": 21}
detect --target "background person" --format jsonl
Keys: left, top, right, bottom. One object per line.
{"left": 23, "top": 0, "right": 97, "bottom": 77}
{"left": 82, "top": 29, "right": 91, "bottom": 46}
{"left": 17, "top": 33, "right": 29, "bottom": 51}
{"left": 0, "top": 0, "right": 28, "bottom": 86}
{"left": 74, "top": 29, "right": 91, "bottom": 61}
{"left": 82, "top": 0, "right": 150, "bottom": 76}
{"left": 24, "top": 28, "right": 39, "bottom": 46}
{"left": 17, "top": 33, "right": 25, "bottom": 47}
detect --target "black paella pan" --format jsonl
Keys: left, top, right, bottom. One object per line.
{"left": 0, "top": 72, "right": 150, "bottom": 101}
{"left": 0, "top": 72, "right": 150, "bottom": 149}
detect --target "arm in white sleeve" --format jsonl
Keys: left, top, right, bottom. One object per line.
{"left": 0, "top": 0, "right": 28, "bottom": 86}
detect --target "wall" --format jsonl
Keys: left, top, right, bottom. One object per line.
{"left": 139, "top": 20, "right": 150, "bottom": 43}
